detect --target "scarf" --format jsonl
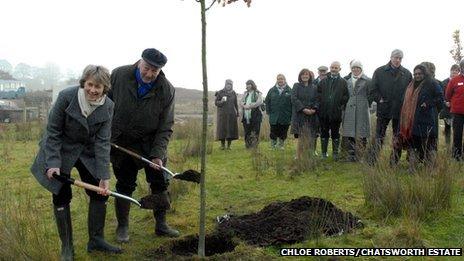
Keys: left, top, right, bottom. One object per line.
{"left": 276, "top": 84, "right": 286, "bottom": 94}
{"left": 135, "top": 68, "right": 156, "bottom": 98}
{"left": 78, "top": 88, "right": 106, "bottom": 118}
{"left": 399, "top": 80, "right": 423, "bottom": 144}
{"left": 351, "top": 74, "right": 361, "bottom": 92}
{"left": 244, "top": 91, "right": 257, "bottom": 124}
{"left": 351, "top": 77, "right": 358, "bottom": 90}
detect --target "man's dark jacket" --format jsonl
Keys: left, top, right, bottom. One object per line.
{"left": 369, "top": 62, "right": 412, "bottom": 119}
{"left": 317, "top": 75, "right": 349, "bottom": 122}
{"left": 108, "top": 62, "right": 175, "bottom": 167}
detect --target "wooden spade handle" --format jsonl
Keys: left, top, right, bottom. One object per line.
{"left": 52, "top": 173, "right": 141, "bottom": 206}
{"left": 74, "top": 179, "right": 106, "bottom": 194}
{"left": 111, "top": 143, "right": 175, "bottom": 177}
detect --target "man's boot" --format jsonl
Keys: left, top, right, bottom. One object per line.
{"left": 153, "top": 191, "right": 179, "bottom": 237}
{"left": 321, "top": 138, "right": 329, "bottom": 158}
{"left": 87, "top": 199, "right": 122, "bottom": 254}
{"left": 115, "top": 198, "right": 130, "bottom": 243}
{"left": 53, "top": 205, "right": 74, "bottom": 261}
{"left": 332, "top": 138, "right": 340, "bottom": 160}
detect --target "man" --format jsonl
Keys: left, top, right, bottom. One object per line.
{"left": 445, "top": 59, "right": 464, "bottom": 161}
{"left": 317, "top": 61, "right": 349, "bottom": 159}
{"left": 368, "top": 49, "right": 412, "bottom": 165}
{"left": 313, "top": 65, "right": 328, "bottom": 84}
{"left": 109, "top": 48, "right": 179, "bottom": 242}
{"left": 440, "top": 64, "right": 460, "bottom": 146}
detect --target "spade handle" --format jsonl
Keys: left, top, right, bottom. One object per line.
{"left": 52, "top": 173, "right": 141, "bottom": 207}
{"left": 111, "top": 143, "right": 176, "bottom": 177}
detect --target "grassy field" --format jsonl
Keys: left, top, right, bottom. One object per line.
{"left": 0, "top": 121, "right": 463, "bottom": 260}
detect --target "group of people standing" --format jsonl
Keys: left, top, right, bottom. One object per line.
{"left": 26, "top": 46, "right": 464, "bottom": 260}
{"left": 215, "top": 49, "right": 464, "bottom": 166}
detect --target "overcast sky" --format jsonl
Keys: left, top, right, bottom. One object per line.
{"left": 1, "top": 0, "right": 463, "bottom": 94}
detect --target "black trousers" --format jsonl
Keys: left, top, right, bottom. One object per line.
{"left": 270, "top": 124, "right": 289, "bottom": 141}
{"left": 113, "top": 155, "right": 168, "bottom": 196}
{"left": 320, "top": 120, "right": 341, "bottom": 139}
{"left": 409, "top": 135, "right": 437, "bottom": 162}
{"left": 373, "top": 116, "right": 402, "bottom": 163}
{"left": 444, "top": 119, "right": 452, "bottom": 145}
{"left": 452, "top": 114, "right": 464, "bottom": 159}
{"left": 53, "top": 159, "right": 108, "bottom": 206}
{"left": 243, "top": 121, "right": 261, "bottom": 148}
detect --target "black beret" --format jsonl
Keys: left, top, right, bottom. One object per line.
{"left": 141, "top": 48, "right": 167, "bottom": 68}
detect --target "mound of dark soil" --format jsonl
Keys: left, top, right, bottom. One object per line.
{"left": 148, "top": 196, "right": 362, "bottom": 259}
{"left": 216, "top": 196, "right": 362, "bottom": 246}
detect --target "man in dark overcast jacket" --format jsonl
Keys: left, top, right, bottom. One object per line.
{"left": 109, "top": 48, "right": 179, "bottom": 242}
{"left": 317, "top": 61, "right": 349, "bottom": 159}
{"left": 368, "top": 49, "right": 412, "bottom": 165}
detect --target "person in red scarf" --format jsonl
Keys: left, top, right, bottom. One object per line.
{"left": 399, "top": 64, "right": 443, "bottom": 169}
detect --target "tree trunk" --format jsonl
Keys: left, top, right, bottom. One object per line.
{"left": 198, "top": 0, "right": 208, "bottom": 257}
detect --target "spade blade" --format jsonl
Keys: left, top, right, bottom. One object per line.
{"left": 173, "top": 169, "right": 201, "bottom": 184}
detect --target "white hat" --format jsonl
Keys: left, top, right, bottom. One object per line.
{"left": 350, "top": 60, "right": 363, "bottom": 70}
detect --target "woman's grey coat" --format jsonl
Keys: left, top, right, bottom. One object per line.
{"left": 342, "top": 74, "right": 372, "bottom": 138}
{"left": 31, "top": 86, "right": 114, "bottom": 194}
{"left": 215, "top": 89, "right": 239, "bottom": 140}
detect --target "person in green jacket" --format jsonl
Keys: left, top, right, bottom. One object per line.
{"left": 265, "top": 74, "right": 292, "bottom": 149}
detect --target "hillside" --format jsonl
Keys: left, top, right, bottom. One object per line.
{"left": 174, "top": 87, "right": 216, "bottom": 115}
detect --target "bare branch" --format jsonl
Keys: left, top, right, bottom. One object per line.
{"left": 205, "top": 0, "right": 217, "bottom": 11}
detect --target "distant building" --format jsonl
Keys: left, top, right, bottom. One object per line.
{"left": 0, "top": 99, "right": 22, "bottom": 122}
{"left": 0, "top": 79, "right": 26, "bottom": 99}
{"left": 0, "top": 79, "right": 23, "bottom": 91}
{"left": 0, "top": 99, "right": 39, "bottom": 123}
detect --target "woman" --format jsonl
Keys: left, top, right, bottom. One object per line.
{"left": 399, "top": 64, "right": 443, "bottom": 168}
{"left": 215, "top": 79, "right": 239, "bottom": 150}
{"left": 291, "top": 69, "right": 320, "bottom": 159}
{"left": 31, "top": 65, "right": 121, "bottom": 259}
{"left": 239, "top": 80, "right": 263, "bottom": 148}
{"left": 265, "top": 74, "right": 292, "bottom": 149}
{"left": 341, "top": 60, "right": 372, "bottom": 162}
